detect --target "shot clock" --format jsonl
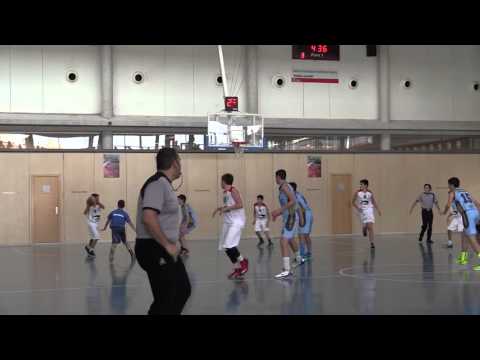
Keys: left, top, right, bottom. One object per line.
{"left": 224, "top": 96, "right": 239, "bottom": 112}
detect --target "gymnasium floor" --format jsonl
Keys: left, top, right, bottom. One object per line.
{"left": 1, "top": 234, "right": 479, "bottom": 315}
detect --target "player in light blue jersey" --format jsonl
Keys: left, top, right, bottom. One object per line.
{"left": 178, "top": 194, "right": 197, "bottom": 256}
{"left": 442, "top": 177, "right": 480, "bottom": 269}
{"left": 289, "top": 182, "right": 313, "bottom": 259}
{"left": 271, "top": 169, "right": 303, "bottom": 279}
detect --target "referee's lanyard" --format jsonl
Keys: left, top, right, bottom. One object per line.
{"left": 173, "top": 174, "right": 183, "bottom": 192}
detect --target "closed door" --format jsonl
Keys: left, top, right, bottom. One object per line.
{"left": 331, "top": 174, "right": 352, "bottom": 235}
{"left": 32, "top": 176, "right": 60, "bottom": 243}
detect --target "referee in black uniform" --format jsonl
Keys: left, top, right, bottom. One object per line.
{"left": 409, "top": 184, "right": 441, "bottom": 243}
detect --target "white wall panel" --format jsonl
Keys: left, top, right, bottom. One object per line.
{"left": 421, "top": 45, "right": 454, "bottom": 121}
{"left": 0, "top": 46, "right": 10, "bottom": 112}
{"left": 258, "top": 45, "right": 303, "bottom": 118}
{"left": 113, "top": 45, "right": 166, "bottom": 116}
{"left": 222, "top": 45, "right": 248, "bottom": 113}
{"left": 10, "top": 46, "right": 43, "bottom": 113}
{"left": 451, "top": 45, "right": 480, "bottom": 121}
{"left": 303, "top": 83, "right": 331, "bottom": 118}
{"left": 390, "top": 45, "right": 429, "bottom": 120}
{"left": 299, "top": 56, "right": 334, "bottom": 118}
{"left": 258, "top": 45, "right": 377, "bottom": 119}
{"left": 193, "top": 46, "right": 224, "bottom": 115}
{"left": 330, "top": 45, "right": 378, "bottom": 119}
{"left": 164, "top": 46, "right": 194, "bottom": 116}
{"left": 114, "top": 45, "right": 245, "bottom": 116}
{"left": 43, "top": 46, "right": 101, "bottom": 114}
{"left": 1, "top": 44, "right": 479, "bottom": 122}
{"left": 390, "top": 45, "right": 480, "bottom": 121}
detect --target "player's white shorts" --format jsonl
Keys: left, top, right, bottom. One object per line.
{"left": 448, "top": 217, "right": 464, "bottom": 232}
{"left": 360, "top": 208, "right": 375, "bottom": 224}
{"left": 218, "top": 223, "right": 244, "bottom": 250}
{"left": 87, "top": 221, "right": 100, "bottom": 239}
{"left": 255, "top": 219, "right": 269, "bottom": 232}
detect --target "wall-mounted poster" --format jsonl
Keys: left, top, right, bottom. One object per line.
{"left": 103, "top": 154, "right": 120, "bottom": 178}
{"left": 307, "top": 156, "right": 321, "bottom": 178}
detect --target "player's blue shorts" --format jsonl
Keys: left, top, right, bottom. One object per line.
{"left": 299, "top": 210, "right": 313, "bottom": 235}
{"left": 282, "top": 213, "right": 298, "bottom": 240}
{"left": 464, "top": 209, "right": 480, "bottom": 236}
{"left": 111, "top": 227, "right": 127, "bottom": 244}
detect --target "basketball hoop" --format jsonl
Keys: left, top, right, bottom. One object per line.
{"left": 212, "top": 46, "right": 263, "bottom": 158}
{"left": 232, "top": 141, "right": 246, "bottom": 158}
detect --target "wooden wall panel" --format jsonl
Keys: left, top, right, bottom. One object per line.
{"left": 2, "top": 152, "right": 480, "bottom": 245}
{"left": 0, "top": 154, "right": 29, "bottom": 245}
{"left": 63, "top": 153, "right": 94, "bottom": 244}
{"left": 244, "top": 154, "right": 274, "bottom": 239}
{"left": 183, "top": 154, "right": 218, "bottom": 240}
{"left": 93, "top": 153, "right": 127, "bottom": 242}
{"left": 125, "top": 153, "right": 156, "bottom": 242}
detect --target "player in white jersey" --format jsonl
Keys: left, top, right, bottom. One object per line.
{"left": 253, "top": 194, "right": 273, "bottom": 247}
{"left": 352, "top": 179, "right": 382, "bottom": 249}
{"left": 446, "top": 203, "right": 463, "bottom": 248}
{"left": 84, "top": 193, "right": 105, "bottom": 258}
{"left": 212, "top": 173, "right": 249, "bottom": 279}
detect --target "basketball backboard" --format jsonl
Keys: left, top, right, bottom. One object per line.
{"left": 207, "top": 112, "right": 264, "bottom": 149}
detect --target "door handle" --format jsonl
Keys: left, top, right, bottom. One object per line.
{"left": 55, "top": 206, "right": 59, "bottom": 215}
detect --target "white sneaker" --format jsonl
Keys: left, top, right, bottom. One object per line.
{"left": 275, "top": 270, "right": 293, "bottom": 279}
{"left": 447, "top": 241, "right": 453, "bottom": 248}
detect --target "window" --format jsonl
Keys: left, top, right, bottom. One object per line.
{"left": 140, "top": 136, "right": 156, "bottom": 150}
{"left": 0, "top": 133, "right": 28, "bottom": 149}
{"left": 124, "top": 135, "right": 140, "bottom": 150}
{"left": 0, "top": 133, "right": 99, "bottom": 150}
{"left": 175, "top": 134, "right": 204, "bottom": 150}
{"left": 266, "top": 135, "right": 379, "bottom": 151}
{"left": 113, "top": 135, "right": 141, "bottom": 150}
{"left": 58, "top": 137, "right": 89, "bottom": 149}
{"left": 391, "top": 135, "right": 477, "bottom": 152}
{"left": 1, "top": 132, "right": 478, "bottom": 153}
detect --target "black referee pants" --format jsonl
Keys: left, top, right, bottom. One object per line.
{"left": 135, "top": 238, "right": 191, "bottom": 315}
{"left": 419, "top": 208, "right": 433, "bottom": 242}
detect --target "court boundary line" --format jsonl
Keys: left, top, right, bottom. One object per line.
{"left": 0, "top": 273, "right": 342, "bottom": 295}
{"left": 339, "top": 263, "right": 480, "bottom": 284}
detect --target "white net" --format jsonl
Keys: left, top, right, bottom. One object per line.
{"left": 232, "top": 141, "right": 245, "bottom": 158}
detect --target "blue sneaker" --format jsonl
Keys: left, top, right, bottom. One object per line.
{"left": 292, "top": 257, "right": 306, "bottom": 268}
{"left": 299, "top": 243, "right": 306, "bottom": 257}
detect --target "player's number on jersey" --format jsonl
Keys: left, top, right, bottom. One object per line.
{"left": 461, "top": 193, "right": 473, "bottom": 204}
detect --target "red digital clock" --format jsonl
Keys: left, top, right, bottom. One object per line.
{"left": 224, "top": 96, "right": 238, "bottom": 112}
{"left": 292, "top": 45, "right": 340, "bottom": 61}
